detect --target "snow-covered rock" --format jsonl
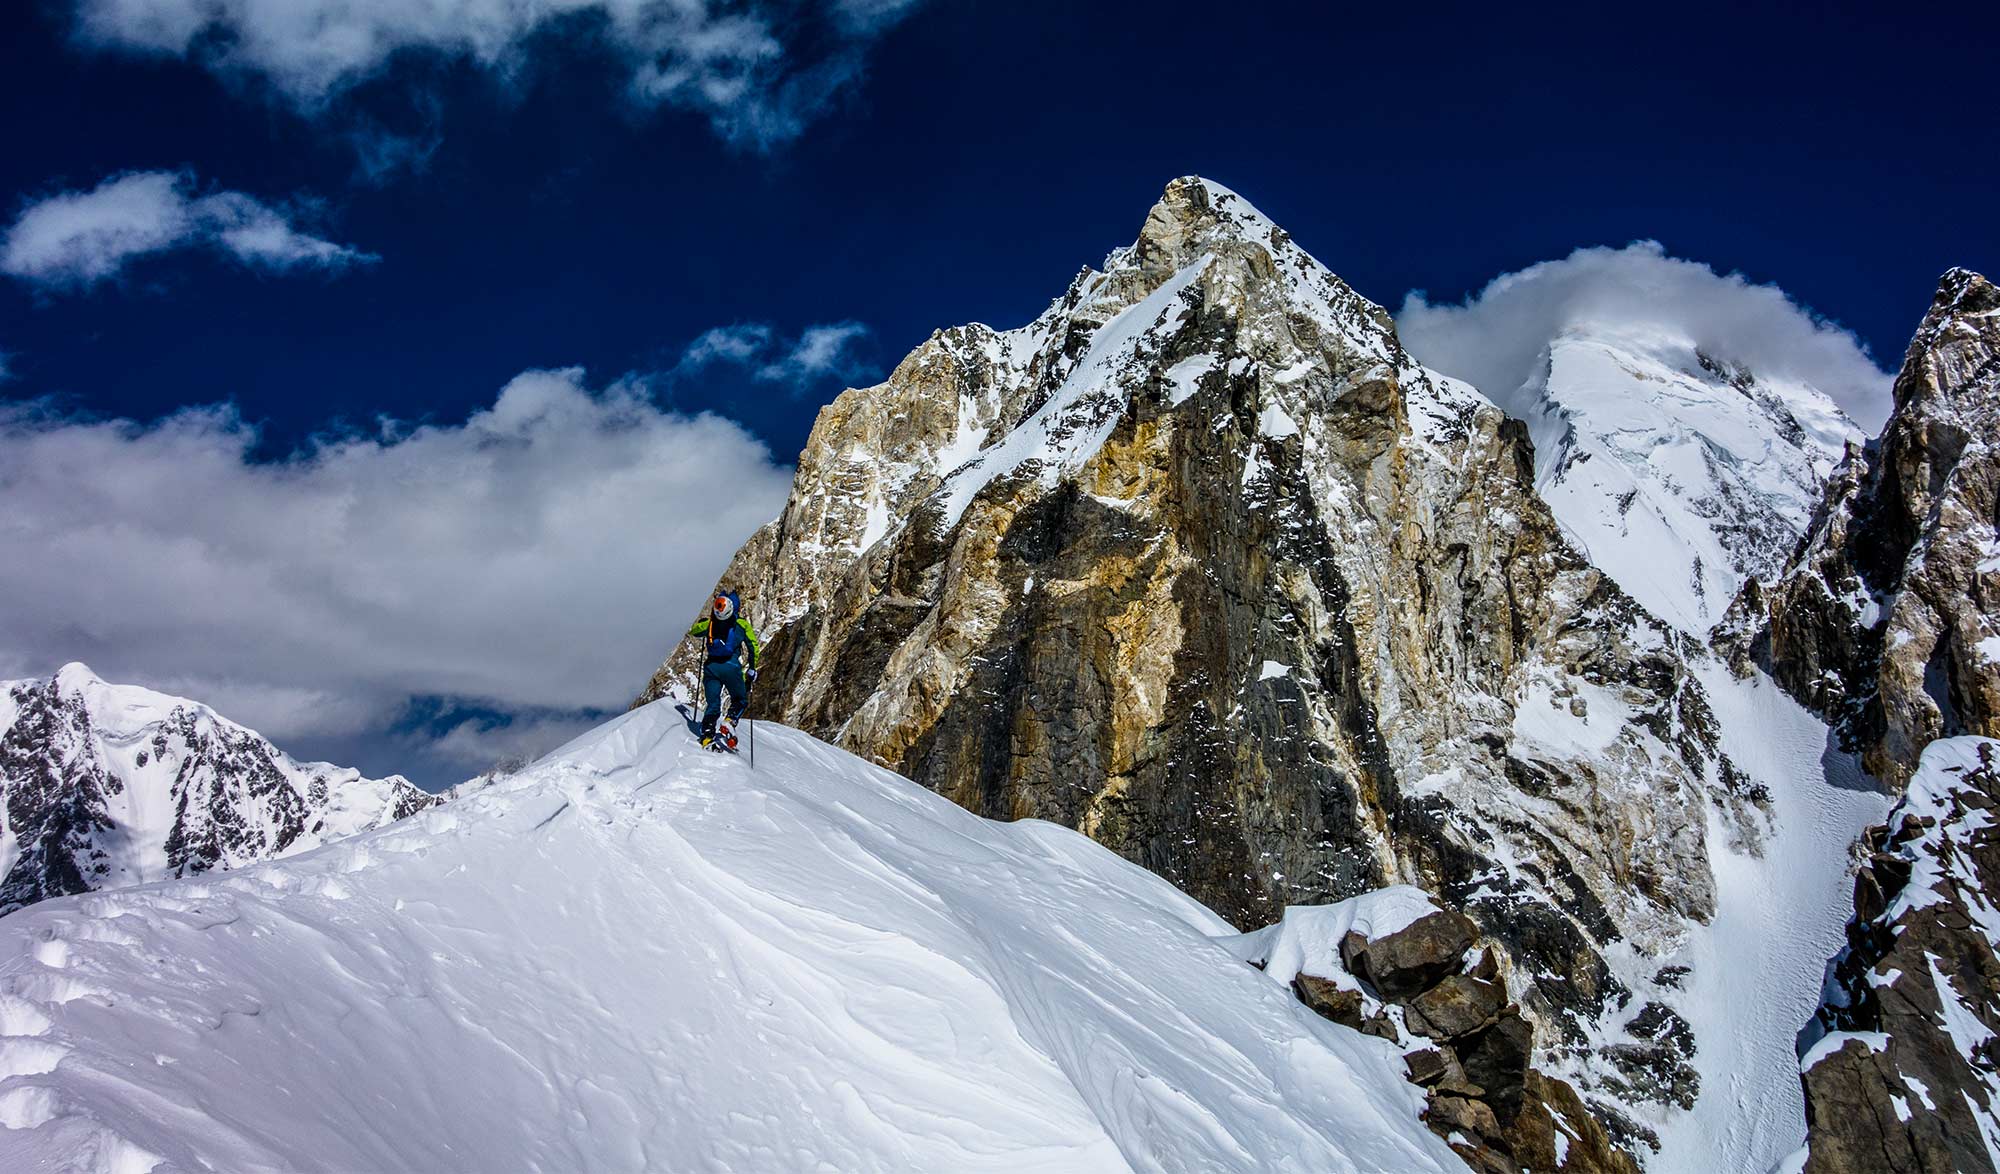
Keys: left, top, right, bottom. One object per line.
{"left": 0, "top": 663, "right": 436, "bottom": 915}
{"left": 1797, "top": 737, "right": 2000, "bottom": 1173}
{"left": 1232, "top": 886, "right": 1638, "bottom": 1174}
{"left": 0, "top": 698, "right": 1467, "bottom": 1173}
{"left": 1497, "top": 326, "right": 1857, "bottom": 635}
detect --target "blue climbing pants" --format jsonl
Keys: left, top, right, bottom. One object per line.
{"left": 702, "top": 660, "right": 749, "bottom": 732}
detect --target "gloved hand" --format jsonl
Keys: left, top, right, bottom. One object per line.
{"left": 745, "top": 668, "right": 758, "bottom": 683}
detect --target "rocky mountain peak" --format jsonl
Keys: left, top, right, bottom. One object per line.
{"left": 633, "top": 176, "right": 1832, "bottom": 1165}
{"left": 1131, "top": 177, "right": 1279, "bottom": 279}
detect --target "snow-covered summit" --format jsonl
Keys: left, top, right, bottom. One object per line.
{"left": 0, "top": 663, "right": 436, "bottom": 914}
{"left": 1491, "top": 324, "right": 1858, "bottom": 634}
{"left": 0, "top": 699, "right": 1464, "bottom": 1173}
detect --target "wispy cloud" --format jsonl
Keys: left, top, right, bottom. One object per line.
{"left": 677, "top": 320, "right": 874, "bottom": 390}
{"left": 2, "top": 170, "right": 375, "bottom": 291}
{"left": 681, "top": 323, "right": 776, "bottom": 369}
{"left": 72, "top": 0, "right": 928, "bottom": 151}
{"left": 0, "top": 369, "right": 793, "bottom": 762}
{"left": 1396, "top": 241, "right": 1895, "bottom": 430}
{"left": 758, "top": 322, "right": 872, "bottom": 384}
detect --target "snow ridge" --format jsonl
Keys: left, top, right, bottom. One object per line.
{"left": 0, "top": 699, "right": 1464, "bottom": 1173}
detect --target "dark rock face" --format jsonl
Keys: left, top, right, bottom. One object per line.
{"left": 0, "top": 680, "right": 121, "bottom": 908}
{"left": 1763, "top": 269, "right": 2000, "bottom": 788}
{"left": 1, "top": 666, "right": 440, "bottom": 915}
{"left": 1798, "top": 737, "right": 2000, "bottom": 1174}
{"left": 1599, "top": 1002, "right": 1699, "bottom": 1111}
{"left": 1292, "top": 972, "right": 1365, "bottom": 1029}
{"left": 1410, "top": 972, "right": 1509, "bottom": 1040}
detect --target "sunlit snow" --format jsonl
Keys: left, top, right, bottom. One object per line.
{"left": 0, "top": 699, "right": 1465, "bottom": 1173}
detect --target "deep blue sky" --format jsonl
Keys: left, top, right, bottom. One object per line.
{"left": 5, "top": 1, "right": 1996, "bottom": 463}
{"left": 3, "top": 0, "right": 1997, "bottom": 786}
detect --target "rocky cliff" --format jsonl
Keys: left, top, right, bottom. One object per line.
{"left": 1, "top": 663, "right": 438, "bottom": 914}
{"left": 639, "top": 181, "right": 1807, "bottom": 1154}
{"left": 1745, "top": 268, "right": 2000, "bottom": 1170}
{"left": 1763, "top": 268, "right": 2000, "bottom": 788}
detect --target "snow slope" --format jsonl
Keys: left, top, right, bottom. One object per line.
{"left": 0, "top": 698, "right": 1465, "bottom": 1173}
{"left": 1498, "top": 328, "right": 1857, "bottom": 634}
{"left": 1601, "top": 664, "right": 1890, "bottom": 1172}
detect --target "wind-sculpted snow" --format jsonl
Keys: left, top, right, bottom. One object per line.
{"left": 0, "top": 699, "right": 1464, "bottom": 1173}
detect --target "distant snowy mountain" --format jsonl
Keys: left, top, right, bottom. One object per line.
{"left": 0, "top": 663, "right": 437, "bottom": 914}
{"left": 1489, "top": 325, "right": 1858, "bottom": 635}
{"left": 0, "top": 699, "right": 1467, "bottom": 1173}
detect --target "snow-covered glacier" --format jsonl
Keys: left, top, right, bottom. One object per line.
{"left": 1471, "top": 326, "right": 1856, "bottom": 635}
{"left": 0, "top": 697, "right": 1465, "bottom": 1173}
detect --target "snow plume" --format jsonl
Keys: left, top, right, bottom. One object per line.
{"left": 1396, "top": 242, "right": 1895, "bottom": 430}
{"left": 71, "top": 0, "right": 927, "bottom": 149}
{"left": 680, "top": 320, "right": 874, "bottom": 388}
{"left": 1, "top": 170, "right": 373, "bottom": 290}
{"left": 0, "top": 368, "right": 792, "bottom": 777}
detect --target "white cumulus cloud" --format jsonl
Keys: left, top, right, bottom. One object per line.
{"left": 1396, "top": 241, "right": 1895, "bottom": 430}
{"left": 0, "top": 368, "right": 792, "bottom": 770}
{"left": 2, "top": 170, "right": 375, "bottom": 290}
{"left": 72, "top": 0, "right": 927, "bottom": 149}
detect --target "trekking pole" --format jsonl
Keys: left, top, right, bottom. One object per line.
{"left": 688, "top": 633, "right": 702, "bottom": 732}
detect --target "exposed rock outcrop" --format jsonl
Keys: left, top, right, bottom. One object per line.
{"left": 1, "top": 664, "right": 439, "bottom": 914}
{"left": 1763, "top": 268, "right": 2000, "bottom": 788}
{"left": 1799, "top": 737, "right": 2000, "bottom": 1173}
{"left": 1243, "top": 890, "right": 1638, "bottom": 1173}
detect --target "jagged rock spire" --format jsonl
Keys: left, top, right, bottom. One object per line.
{"left": 1765, "top": 268, "right": 2000, "bottom": 786}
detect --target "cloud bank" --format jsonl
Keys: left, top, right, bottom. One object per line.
{"left": 1395, "top": 242, "right": 1895, "bottom": 430}
{"left": 2, "top": 170, "right": 374, "bottom": 290}
{"left": 72, "top": 0, "right": 926, "bottom": 149}
{"left": 0, "top": 369, "right": 793, "bottom": 772}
